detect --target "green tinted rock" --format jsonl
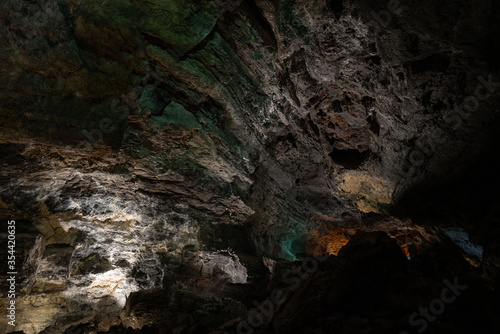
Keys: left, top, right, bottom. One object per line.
{"left": 137, "top": 86, "right": 172, "bottom": 116}
{"left": 151, "top": 102, "right": 201, "bottom": 130}
{"left": 135, "top": 0, "right": 217, "bottom": 53}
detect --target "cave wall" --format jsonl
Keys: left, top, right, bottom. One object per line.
{"left": 1, "top": 0, "right": 500, "bottom": 333}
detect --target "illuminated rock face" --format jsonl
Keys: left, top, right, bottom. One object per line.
{"left": 0, "top": 145, "right": 255, "bottom": 333}
{"left": 1, "top": 0, "right": 500, "bottom": 333}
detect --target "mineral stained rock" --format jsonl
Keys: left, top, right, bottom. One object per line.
{"left": 1, "top": 0, "right": 500, "bottom": 333}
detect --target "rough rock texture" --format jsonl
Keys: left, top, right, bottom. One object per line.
{"left": 1, "top": 0, "right": 500, "bottom": 333}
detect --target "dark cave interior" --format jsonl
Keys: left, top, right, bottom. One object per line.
{"left": 1, "top": 0, "right": 500, "bottom": 333}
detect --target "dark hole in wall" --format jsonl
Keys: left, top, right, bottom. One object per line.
{"left": 284, "top": 134, "right": 297, "bottom": 148}
{"left": 199, "top": 222, "right": 254, "bottom": 253}
{"left": 330, "top": 148, "right": 371, "bottom": 169}
{"left": 422, "top": 90, "right": 433, "bottom": 107}
{"left": 361, "top": 96, "right": 375, "bottom": 110}
{"left": 432, "top": 100, "right": 445, "bottom": 111}
{"left": 405, "top": 53, "right": 450, "bottom": 74}
{"left": 239, "top": 0, "right": 278, "bottom": 50}
{"left": 368, "top": 55, "right": 381, "bottom": 65}
{"left": 367, "top": 114, "right": 380, "bottom": 135}
{"left": 332, "top": 100, "right": 343, "bottom": 113}
{"left": 329, "top": 0, "right": 344, "bottom": 19}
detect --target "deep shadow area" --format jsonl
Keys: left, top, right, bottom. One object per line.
{"left": 391, "top": 120, "right": 500, "bottom": 300}
{"left": 392, "top": 127, "right": 500, "bottom": 236}
{"left": 355, "top": 0, "right": 500, "bottom": 67}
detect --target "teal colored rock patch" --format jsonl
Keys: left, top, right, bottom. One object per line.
{"left": 151, "top": 102, "right": 202, "bottom": 130}
{"left": 137, "top": 86, "right": 172, "bottom": 116}
{"left": 281, "top": 236, "right": 306, "bottom": 261}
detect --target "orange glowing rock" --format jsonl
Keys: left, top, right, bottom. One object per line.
{"left": 308, "top": 229, "right": 352, "bottom": 256}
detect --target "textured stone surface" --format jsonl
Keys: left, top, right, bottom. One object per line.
{"left": 0, "top": 0, "right": 500, "bottom": 333}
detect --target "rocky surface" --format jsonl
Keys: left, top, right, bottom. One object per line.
{"left": 0, "top": 0, "right": 500, "bottom": 333}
